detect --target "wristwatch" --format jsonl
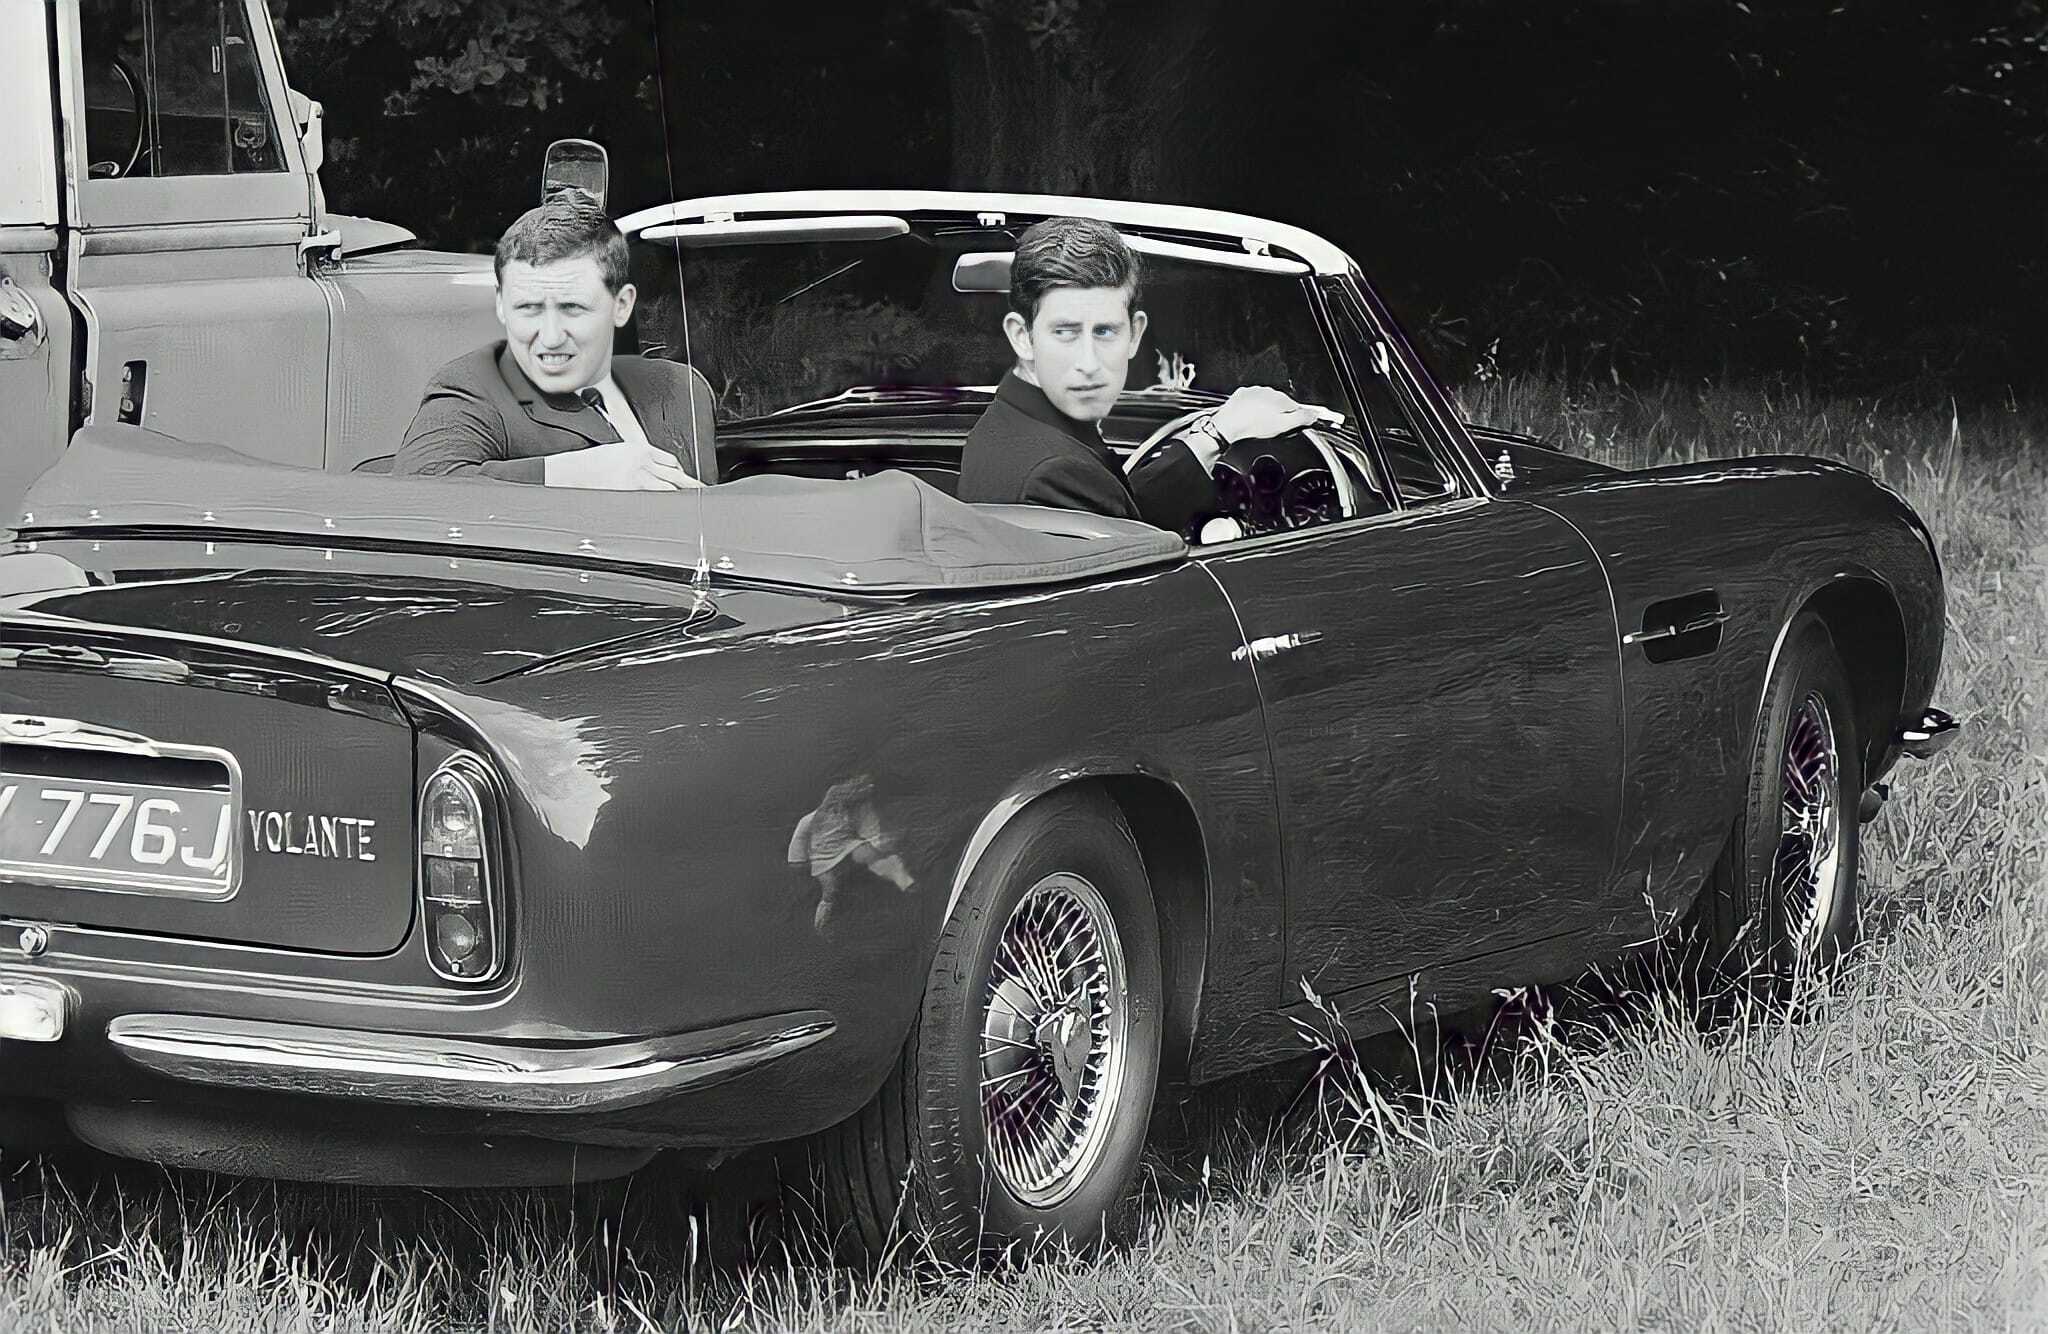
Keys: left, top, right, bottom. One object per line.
{"left": 1185, "top": 413, "right": 1229, "bottom": 457}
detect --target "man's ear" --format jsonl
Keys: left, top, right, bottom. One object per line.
{"left": 493, "top": 289, "right": 506, "bottom": 328}
{"left": 1131, "top": 308, "right": 1149, "bottom": 344}
{"left": 1002, "top": 310, "right": 1034, "bottom": 367}
{"left": 612, "top": 281, "right": 637, "bottom": 328}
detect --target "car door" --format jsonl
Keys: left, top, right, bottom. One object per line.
{"left": 58, "top": 0, "right": 329, "bottom": 466}
{"left": 1198, "top": 278, "right": 1625, "bottom": 1005}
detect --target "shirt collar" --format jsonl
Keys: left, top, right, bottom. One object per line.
{"left": 997, "top": 369, "right": 1109, "bottom": 453}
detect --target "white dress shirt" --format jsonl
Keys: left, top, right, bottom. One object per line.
{"left": 589, "top": 374, "right": 655, "bottom": 452}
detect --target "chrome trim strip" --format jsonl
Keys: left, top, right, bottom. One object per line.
{"left": 106, "top": 1011, "right": 836, "bottom": 1114}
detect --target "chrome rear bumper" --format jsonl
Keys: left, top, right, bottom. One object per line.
{"left": 103, "top": 1009, "right": 833, "bottom": 1114}
{"left": 1897, "top": 707, "right": 1961, "bottom": 760}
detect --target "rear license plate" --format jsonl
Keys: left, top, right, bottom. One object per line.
{"left": 0, "top": 770, "right": 237, "bottom": 899}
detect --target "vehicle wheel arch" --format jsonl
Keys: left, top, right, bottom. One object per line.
{"left": 944, "top": 767, "right": 1210, "bottom": 1083}
{"left": 1756, "top": 570, "right": 1907, "bottom": 781}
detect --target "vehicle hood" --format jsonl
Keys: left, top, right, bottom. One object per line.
{"left": 1, "top": 551, "right": 715, "bottom": 687}
{"left": 1466, "top": 424, "right": 1623, "bottom": 490}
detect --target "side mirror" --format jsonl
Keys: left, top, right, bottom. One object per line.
{"left": 287, "top": 88, "right": 324, "bottom": 174}
{"left": 542, "top": 139, "right": 608, "bottom": 210}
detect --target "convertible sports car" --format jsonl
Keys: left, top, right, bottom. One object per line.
{"left": 0, "top": 193, "right": 1957, "bottom": 1261}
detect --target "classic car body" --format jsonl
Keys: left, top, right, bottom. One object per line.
{"left": 0, "top": 0, "right": 502, "bottom": 511}
{"left": 0, "top": 193, "right": 1957, "bottom": 1256}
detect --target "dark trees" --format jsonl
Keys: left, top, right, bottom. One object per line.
{"left": 275, "top": 0, "right": 2047, "bottom": 393}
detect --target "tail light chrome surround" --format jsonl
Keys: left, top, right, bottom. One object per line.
{"left": 416, "top": 753, "right": 504, "bottom": 983}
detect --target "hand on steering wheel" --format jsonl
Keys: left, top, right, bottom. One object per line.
{"left": 1123, "top": 398, "right": 1358, "bottom": 541}
{"left": 1206, "top": 386, "right": 1334, "bottom": 458}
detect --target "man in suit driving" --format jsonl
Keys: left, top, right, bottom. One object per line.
{"left": 396, "top": 193, "right": 715, "bottom": 489}
{"left": 955, "top": 216, "right": 1321, "bottom": 532}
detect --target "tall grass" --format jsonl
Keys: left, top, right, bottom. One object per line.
{"left": 3, "top": 379, "right": 2042, "bottom": 1332}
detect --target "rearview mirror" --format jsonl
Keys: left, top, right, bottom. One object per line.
{"left": 542, "top": 139, "right": 608, "bottom": 210}
{"left": 952, "top": 252, "right": 1013, "bottom": 294}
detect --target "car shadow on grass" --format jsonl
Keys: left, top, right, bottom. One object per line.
{"left": 0, "top": 943, "right": 1804, "bottom": 1296}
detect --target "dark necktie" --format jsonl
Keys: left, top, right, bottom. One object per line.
{"left": 576, "top": 387, "right": 614, "bottom": 432}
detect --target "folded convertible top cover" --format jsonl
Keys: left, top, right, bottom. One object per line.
{"left": 22, "top": 426, "right": 1184, "bottom": 592}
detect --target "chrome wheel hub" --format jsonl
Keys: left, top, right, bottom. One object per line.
{"left": 978, "top": 872, "right": 1127, "bottom": 1208}
{"left": 1776, "top": 691, "right": 1843, "bottom": 957}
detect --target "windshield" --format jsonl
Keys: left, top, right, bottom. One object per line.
{"left": 628, "top": 227, "right": 1349, "bottom": 432}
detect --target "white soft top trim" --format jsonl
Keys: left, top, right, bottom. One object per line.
{"left": 617, "top": 190, "right": 1353, "bottom": 276}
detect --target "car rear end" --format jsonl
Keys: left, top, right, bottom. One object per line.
{"left": 0, "top": 566, "right": 831, "bottom": 1185}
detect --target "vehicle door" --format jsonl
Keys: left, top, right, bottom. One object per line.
{"left": 57, "top": 0, "right": 329, "bottom": 466}
{"left": 1196, "top": 277, "right": 1625, "bottom": 1006}
{"left": 0, "top": 1, "right": 75, "bottom": 511}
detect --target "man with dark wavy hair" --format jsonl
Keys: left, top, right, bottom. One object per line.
{"left": 396, "top": 194, "right": 716, "bottom": 489}
{"left": 956, "top": 215, "right": 1319, "bottom": 532}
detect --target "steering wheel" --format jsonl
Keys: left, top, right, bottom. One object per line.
{"left": 1124, "top": 407, "right": 1359, "bottom": 540}
{"left": 87, "top": 56, "right": 146, "bottom": 180}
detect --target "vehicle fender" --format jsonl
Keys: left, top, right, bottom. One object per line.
{"left": 943, "top": 758, "right": 1214, "bottom": 1079}
{"left": 1748, "top": 563, "right": 1916, "bottom": 785}
{"left": 1528, "top": 458, "right": 1944, "bottom": 930}
{"left": 385, "top": 560, "right": 1277, "bottom": 1144}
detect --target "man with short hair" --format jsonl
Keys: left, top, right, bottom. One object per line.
{"left": 396, "top": 194, "right": 715, "bottom": 489}
{"left": 955, "top": 216, "right": 1320, "bottom": 531}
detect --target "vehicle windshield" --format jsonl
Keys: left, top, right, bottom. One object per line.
{"left": 628, "top": 226, "right": 1348, "bottom": 437}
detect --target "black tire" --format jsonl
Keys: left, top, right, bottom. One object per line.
{"left": 1689, "top": 614, "right": 1863, "bottom": 999}
{"left": 812, "top": 787, "right": 1163, "bottom": 1265}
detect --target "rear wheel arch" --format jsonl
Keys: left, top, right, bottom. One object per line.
{"left": 947, "top": 773, "right": 1211, "bottom": 1084}
{"left": 1088, "top": 775, "right": 1208, "bottom": 1084}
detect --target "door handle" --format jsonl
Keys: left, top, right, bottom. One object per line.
{"left": 1232, "top": 631, "right": 1322, "bottom": 664}
{"left": 1622, "top": 608, "right": 1729, "bottom": 646}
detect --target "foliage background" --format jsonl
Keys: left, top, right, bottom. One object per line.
{"left": 274, "top": 0, "right": 2047, "bottom": 396}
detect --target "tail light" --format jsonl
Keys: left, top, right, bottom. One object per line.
{"left": 417, "top": 755, "right": 503, "bottom": 982}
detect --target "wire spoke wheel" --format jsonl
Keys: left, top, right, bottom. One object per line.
{"left": 1775, "top": 690, "right": 1843, "bottom": 959}
{"left": 978, "top": 871, "right": 1128, "bottom": 1208}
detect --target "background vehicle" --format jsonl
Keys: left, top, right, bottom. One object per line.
{"left": 0, "top": 0, "right": 502, "bottom": 511}
{"left": 0, "top": 193, "right": 1958, "bottom": 1262}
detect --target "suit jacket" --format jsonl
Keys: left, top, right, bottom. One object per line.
{"left": 395, "top": 342, "right": 718, "bottom": 484}
{"left": 955, "top": 372, "right": 1216, "bottom": 534}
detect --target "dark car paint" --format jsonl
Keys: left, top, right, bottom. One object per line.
{"left": 0, "top": 434, "right": 1947, "bottom": 1156}
{"left": 1198, "top": 497, "right": 1626, "bottom": 1003}
{"left": 1523, "top": 457, "right": 1943, "bottom": 926}
{"left": 2, "top": 542, "right": 1289, "bottom": 1143}
{"left": 21, "top": 565, "right": 716, "bottom": 688}
{"left": 0, "top": 242, "right": 1951, "bottom": 1174}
